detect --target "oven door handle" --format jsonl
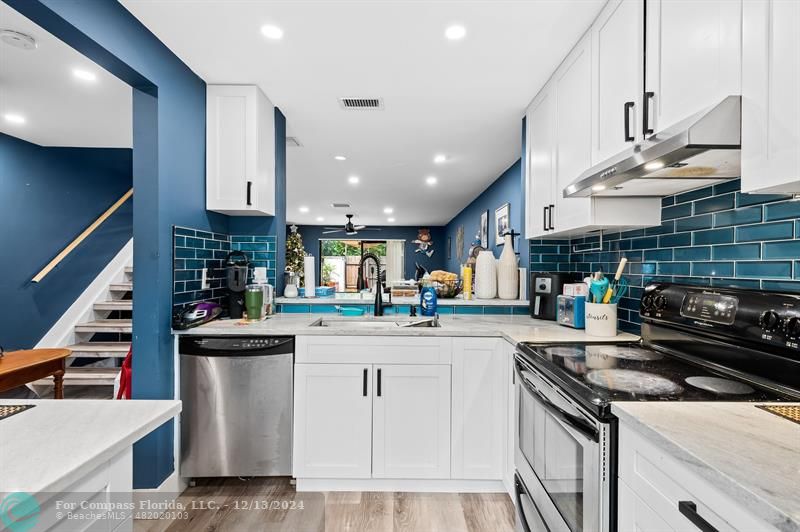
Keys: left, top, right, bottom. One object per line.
{"left": 515, "top": 476, "right": 551, "bottom": 532}
{"left": 515, "top": 361, "right": 599, "bottom": 443}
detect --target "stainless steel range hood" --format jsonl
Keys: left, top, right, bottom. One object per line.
{"left": 564, "top": 96, "right": 741, "bottom": 198}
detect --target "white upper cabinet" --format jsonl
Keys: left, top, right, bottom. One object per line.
{"left": 206, "top": 85, "right": 276, "bottom": 216}
{"left": 525, "top": 83, "right": 556, "bottom": 239}
{"left": 526, "top": 29, "right": 661, "bottom": 239}
{"left": 741, "top": 0, "right": 800, "bottom": 194}
{"left": 554, "top": 32, "right": 593, "bottom": 234}
{"left": 645, "top": 0, "right": 742, "bottom": 136}
{"left": 591, "top": 0, "right": 644, "bottom": 164}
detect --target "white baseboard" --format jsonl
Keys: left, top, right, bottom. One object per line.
{"left": 133, "top": 470, "right": 188, "bottom": 506}
{"left": 295, "top": 478, "right": 506, "bottom": 493}
{"left": 36, "top": 238, "right": 133, "bottom": 348}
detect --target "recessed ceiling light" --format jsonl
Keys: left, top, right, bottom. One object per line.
{"left": 260, "top": 24, "right": 284, "bottom": 40}
{"left": 433, "top": 154, "right": 447, "bottom": 164}
{"left": 334, "top": 155, "right": 347, "bottom": 161}
{"left": 387, "top": 217, "right": 396, "bottom": 223}
{"left": 72, "top": 68, "right": 97, "bottom": 82}
{"left": 445, "top": 25, "right": 466, "bottom": 40}
{"left": 426, "top": 176, "right": 438, "bottom": 186}
{"left": 592, "top": 184, "right": 607, "bottom": 192}
{"left": 383, "top": 207, "right": 394, "bottom": 214}
{"left": 298, "top": 206, "right": 309, "bottom": 213}
{"left": 644, "top": 161, "right": 665, "bottom": 171}
{"left": 3, "top": 113, "right": 25, "bottom": 124}
{"left": 316, "top": 216, "right": 325, "bottom": 222}
{"left": 348, "top": 176, "right": 360, "bottom": 185}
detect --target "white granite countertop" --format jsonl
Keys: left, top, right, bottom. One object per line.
{"left": 276, "top": 295, "right": 529, "bottom": 306}
{"left": 175, "top": 314, "right": 640, "bottom": 345}
{"left": 0, "top": 399, "right": 181, "bottom": 494}
{"left": 612, "top": 402, "right": 800, "bottom": 531}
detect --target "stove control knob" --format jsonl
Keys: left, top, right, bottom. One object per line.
{"left": 760, "top": 310, "right": 781, "bottom": 332}
{"left": 785, "top": 317, "right": 800, "bottom": 338}
{"left": 654, "top": 295, "right": 668, "bottom": 310}
{"left": 642, "top": 294, "right": 655, "bottom": 310}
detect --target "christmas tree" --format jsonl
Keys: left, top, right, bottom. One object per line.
{"left": 285, "top": 225, "right": 305, "bottom": 285}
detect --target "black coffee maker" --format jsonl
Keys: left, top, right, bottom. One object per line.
{"left": 225, "top": 250, "right": 250, "bottom": 319}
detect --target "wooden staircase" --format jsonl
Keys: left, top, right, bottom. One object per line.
{"left": 34, "top": 265, "right": 132, "bottom": 392}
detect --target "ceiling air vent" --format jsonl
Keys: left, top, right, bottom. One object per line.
{"left": 286, "top": 136, "right": 302, "bottom": 147}
{"left": 339, "top": 97, "right": 384, "bottom": 110}
{"left": 331, "top": 202, "right": 351, "bottom": 209}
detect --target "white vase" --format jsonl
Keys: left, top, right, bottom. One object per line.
{"left": 474, "top": 250, "right": 497, "bottom": 299}
{"left": 283, "top": 282, "right": 298, "bottom": 298}
{"left": 497, "top": 234, "right": 519, "bottom": 299}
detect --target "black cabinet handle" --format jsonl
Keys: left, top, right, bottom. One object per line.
{"left": 543, "top": 206, "right": 549, "bottom": 232}
{"left": 246, "top": 181, "right": 253, "bottom": 206}
{"left": 548, "top": 204, "right": 555, "bottom": 231}
{"left": 643, "top": 91, "right": 655, "bottom": 135}
{"left": 624, "top": 101, "right": 635, "bottom": 142}
{"left": 678, "top": 501, "right": 719, "bottom": 532}
{"left": 377, "top": 368, "right": 382, "bottom": 396}
{"left": 362, "top": 368, "right": 368, "bottom": 397}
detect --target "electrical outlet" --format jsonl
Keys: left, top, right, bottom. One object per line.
{"left": 201, "top": 268, "right": 210, "bottom": 289}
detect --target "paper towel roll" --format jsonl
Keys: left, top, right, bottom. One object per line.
{"left": 304, "top": 255, "right": 316, "bottom": 298}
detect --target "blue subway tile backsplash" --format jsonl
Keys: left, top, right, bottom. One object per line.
{"left": 172, "top": 226, "right": 277, "bottom": 312}
{"left": 531, "top": 179, "right": 799, "bottom": 333}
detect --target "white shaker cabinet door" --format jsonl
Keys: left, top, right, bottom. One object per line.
{"left": 372, "top": 364, "right": 451, "bottom": 479}
{"left": 741, "top": 0, "right": 800, "bottom": 194}
{"left": 645, "top": 0, "right": 742, "bottom": 136}
{"left": 526, "top": 82, "right": 557, "bottom": 239}
{"left": 591, "top": 0, "right": 644, "bottom": 164}
{"left": 293, "top": 364, "right": 373, "bottom": 478}
{"left": 554, "top": 31, "right": 593, "bottom": 234}
{"left": 451, "top": 338, "right": 505, "bottom": 480}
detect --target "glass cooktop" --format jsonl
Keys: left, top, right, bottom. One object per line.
{"left": 517, "top": 342, "right": 798, "bottom": 417}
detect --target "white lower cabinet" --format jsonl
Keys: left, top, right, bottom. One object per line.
{"left": 618, "top": 423, "right": 776, "bottom": 532}
{"left": 373, "top": 364, "right": 451, "bottom": 479}
{"left": 293, "top": 335, "right": 510, "bottom": 487}
{"left": 451, "top": 338, "right": 505, "bottom": 480}
{"left": 292, "top": 364, "right": 373, "bottom": 478}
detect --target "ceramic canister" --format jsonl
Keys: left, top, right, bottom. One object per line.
{"left": 474, "top": 250, "right": 497, "bottom": 299}
{"left": 497, "top": 233, "right": 519, "bottom": 299}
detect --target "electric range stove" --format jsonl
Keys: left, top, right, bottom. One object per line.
{"left": 513, "top": 283, "right": 800, "bottom": 532}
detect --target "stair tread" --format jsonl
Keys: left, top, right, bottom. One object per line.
{"left": 32, "top": 367, "right": 119, "bottom": 387}
{"left": 94, "top": 301, "right": 132, "bottom": 310}
{"left": 65, "top": 342, "right": 130, "bottom": 357}
{"left": 124, "top": 266, "right": 133, "bottom": 273}
{"left": 75, "top": 320, "right": 132, "bottom": 333}
{"left": 109, "top": 282, "right": 133, "bottom": 290}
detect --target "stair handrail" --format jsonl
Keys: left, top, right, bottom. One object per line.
{"left": 32, "top": 188, "right": 133, "bottom": 283}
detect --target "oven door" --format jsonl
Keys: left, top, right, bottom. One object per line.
{"left": 514, "top": 353, "right": 611, "bottom": 532}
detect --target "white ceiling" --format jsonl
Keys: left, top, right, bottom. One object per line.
{"left": 0, "top": 2, "right": 132, "bottom": 147}
{"left": 121, "top": 0, "right": 604, "bottom": 226}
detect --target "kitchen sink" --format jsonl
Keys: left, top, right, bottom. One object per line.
{"left": 309, "top": 318, "right": 440, "bottom": 328}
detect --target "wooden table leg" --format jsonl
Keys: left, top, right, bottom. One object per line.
{"left": 53, "top": 367, "right": 65, "bottom": 399}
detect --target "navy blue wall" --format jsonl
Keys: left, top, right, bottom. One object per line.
{"left": 8, "top": 0, "right": 227, "bottom": 488}
{"left": 0, "top": 133, "right": 132, "bottom": 350}
{"left": 295, "top": 225, "right": 447, "bottom": 282}
{"left": 443, "top": 159, "right": 525, "bottom": 273}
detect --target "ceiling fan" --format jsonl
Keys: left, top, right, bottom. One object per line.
{"left": 322, "top": 214, "right": 382, "bottom": 235}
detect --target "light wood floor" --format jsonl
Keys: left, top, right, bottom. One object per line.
{"left": 134, "top": 477, "right": 515, "bottom": 532}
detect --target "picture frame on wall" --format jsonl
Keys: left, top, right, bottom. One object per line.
{"left": 479, "top": 210, "right": 489, "bottom": 249}
{"left": 495, "top": 203, "right": 510, "bottom": 245}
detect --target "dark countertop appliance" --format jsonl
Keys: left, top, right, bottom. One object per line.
{"left": 513, "top": 283, "right": 800, "bottom": 532}
{"left": 529, "top": 272, "right": 573, "bottom": 320}
{"left": 225, "top": 250, "right": 250, "bottom": 319}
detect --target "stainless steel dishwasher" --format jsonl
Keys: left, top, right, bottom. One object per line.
{"left": 179, "top": 335, "right": 293, "bottom": 477}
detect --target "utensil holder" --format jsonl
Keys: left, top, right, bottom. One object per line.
{"left": 585, "top": 303, "right": 617, "bottom": 337}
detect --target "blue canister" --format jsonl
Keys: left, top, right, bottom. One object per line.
{"left": 420, "top": 285, "right": 438, "bottom": 316}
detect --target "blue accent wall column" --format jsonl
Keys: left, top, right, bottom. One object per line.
{"left": 8, "top": 0, "right": 228, "bottom": 488}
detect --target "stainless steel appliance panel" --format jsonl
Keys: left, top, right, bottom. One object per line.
{"left": 180, "top": 337, "right": 293, "bottom": 477}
